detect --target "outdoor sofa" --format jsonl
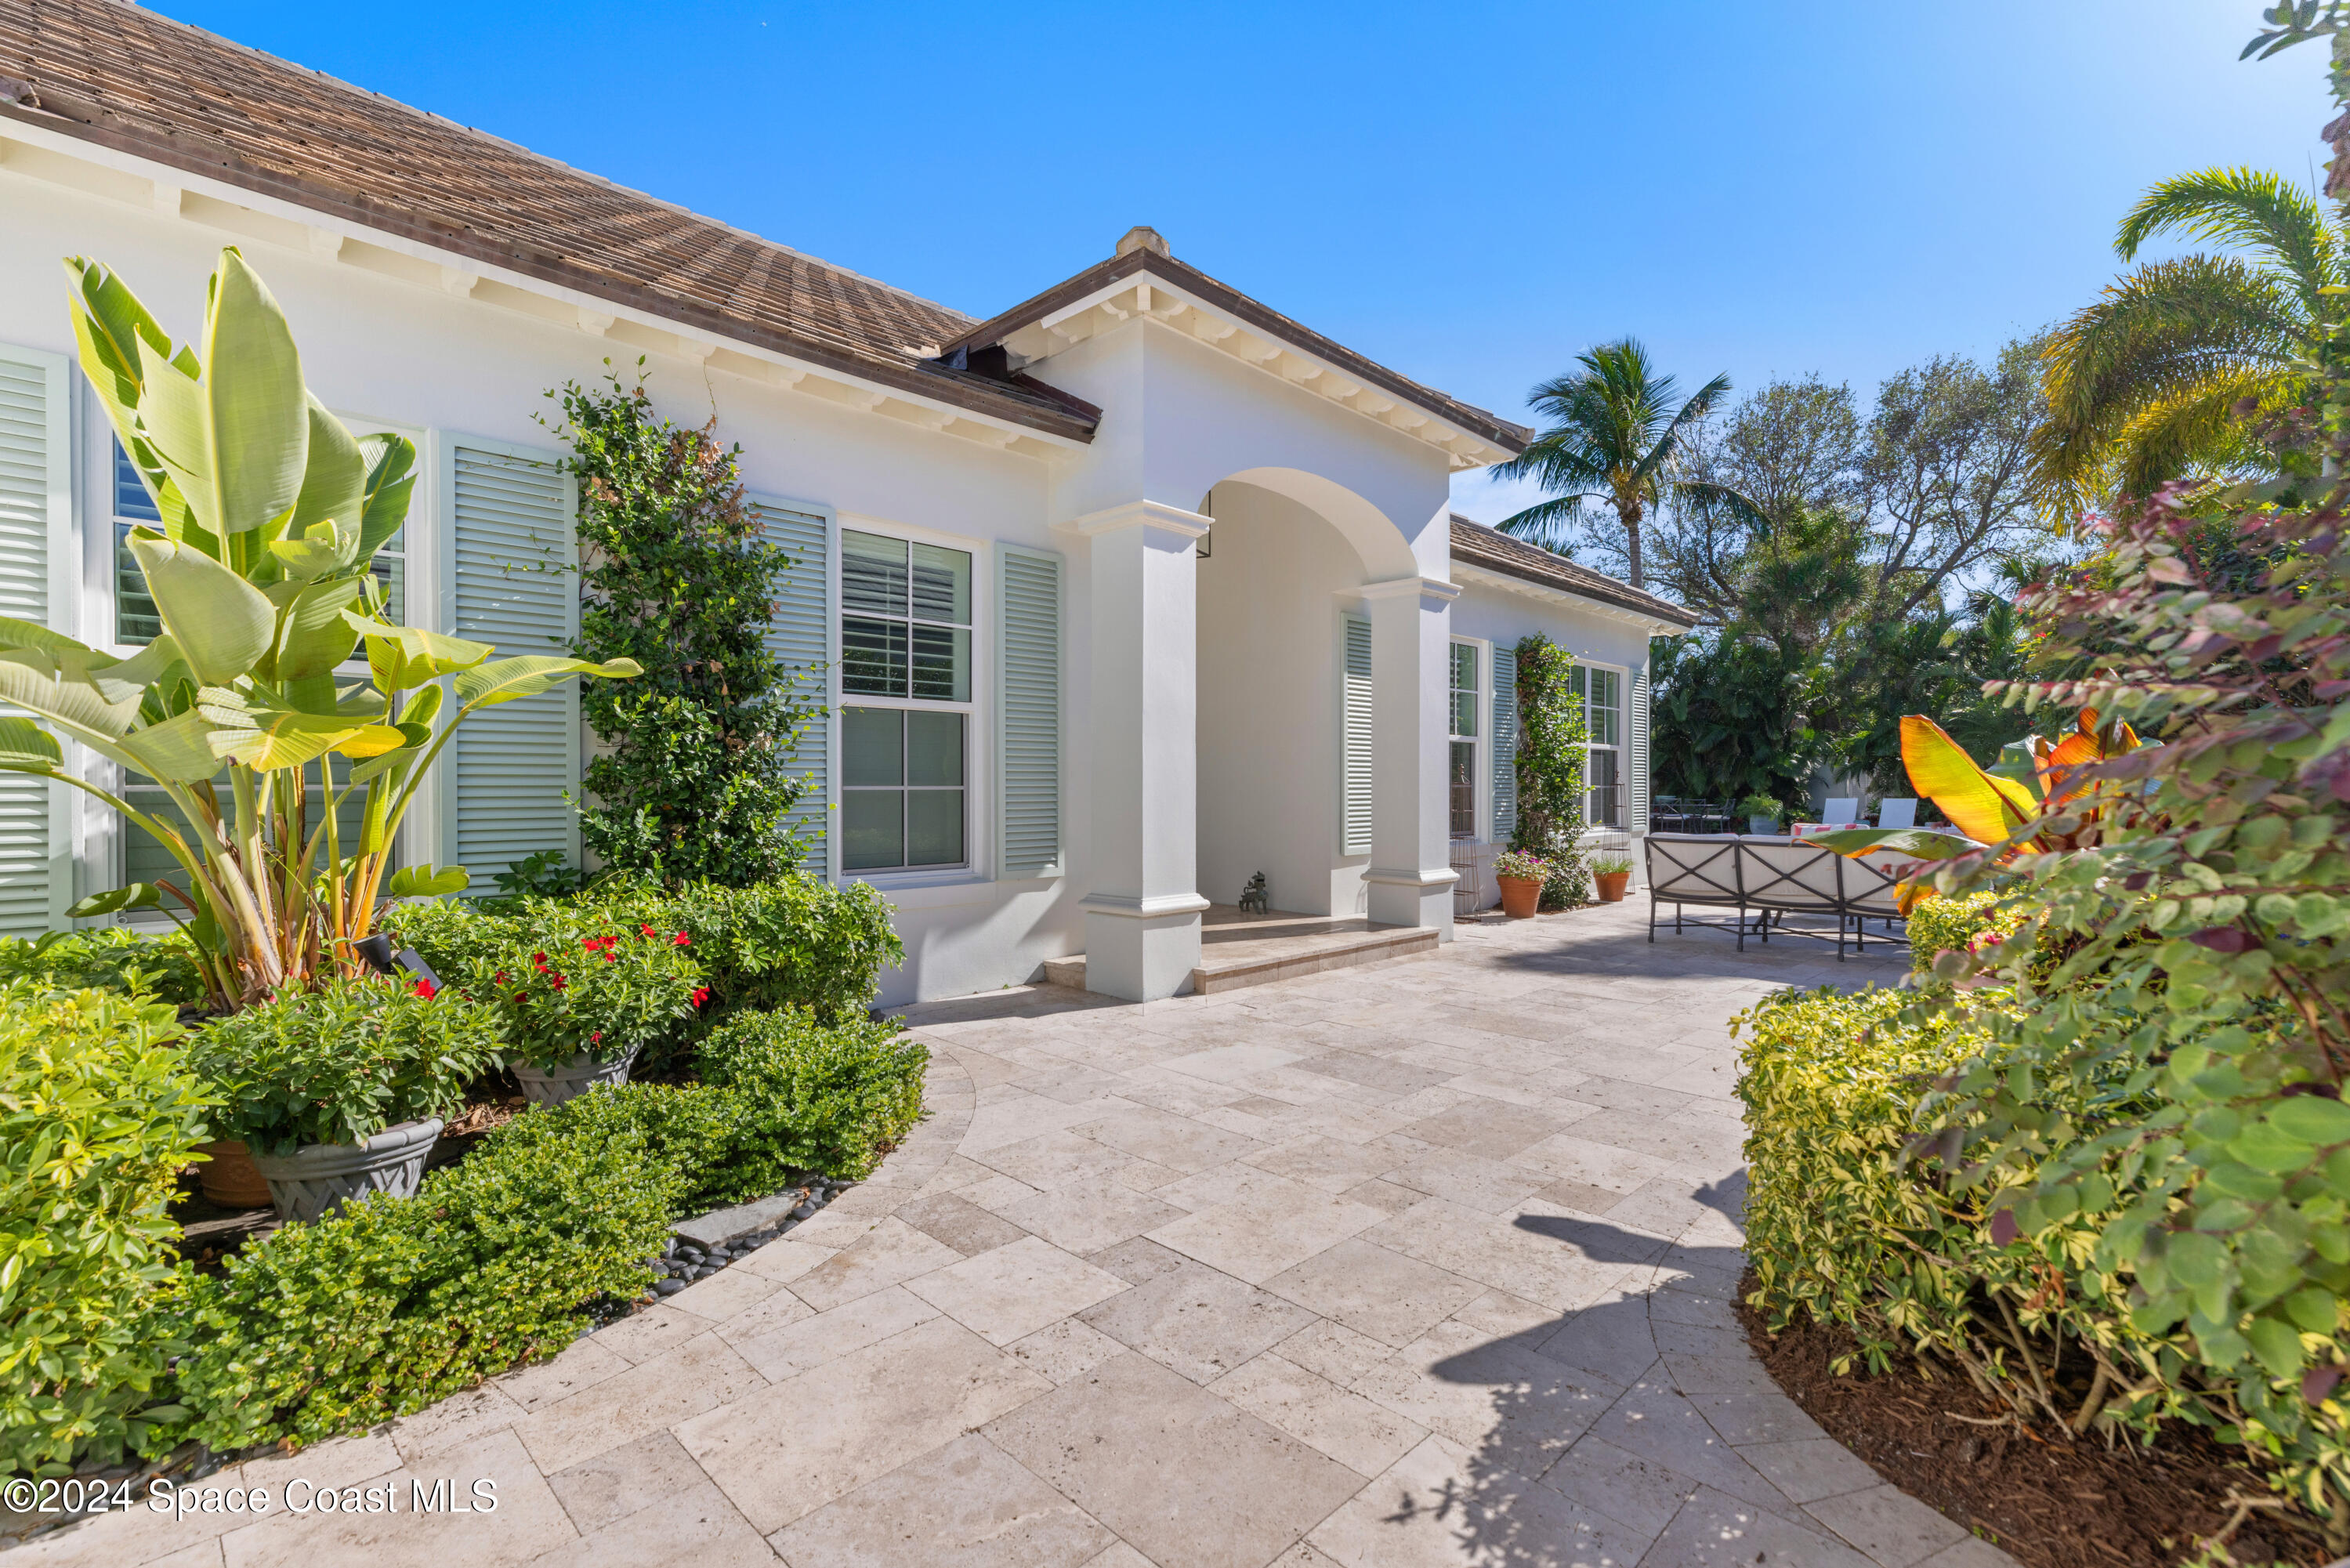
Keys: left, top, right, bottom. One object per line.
{"left": 1642, "top": 832, "right": 1913, "bottom": 961}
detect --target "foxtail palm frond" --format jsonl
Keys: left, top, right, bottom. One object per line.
{"left": 2115, "top": 167, "right": 2343, "bottom": 320}
{"left": 2034, "top": 254, "right": 2308, "bottom": 514}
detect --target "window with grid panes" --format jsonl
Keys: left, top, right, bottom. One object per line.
{"left": 840, "top": 530, "right": 972, "bottom": 871}
{"left": 1571, "top": 665, "right": 1623, "bottom": 826}
{"left": 1448, "top": 642, "right": 1479, "bottom": 838}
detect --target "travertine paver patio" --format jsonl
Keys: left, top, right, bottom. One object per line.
{"left": 20, "top": 900, "right": 2019, "bottom": 1568}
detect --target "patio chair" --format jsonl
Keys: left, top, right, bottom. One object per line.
{"left": 1643, "top": 834, "right": 1767, "bottom": 950}
{"left": 1877, "top": 798, "right": 1918, "bottom": 829}
{"left": 1822, "top": 796, "right": 1862, "bottom": 825}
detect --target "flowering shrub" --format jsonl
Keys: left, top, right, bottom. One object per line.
{"left": 185, "top": 976, "right": 500, "bottom": 1154}
{"left": 476, "top": 917, "right": 705, "bottom": 1070}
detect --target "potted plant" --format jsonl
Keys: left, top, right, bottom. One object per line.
{"left": 1494, "top": 849, "right": 1549, "bottom": 919}
{"left": 482, "top": 918, "right": 706, "bottom": 1105}
{"left": 1739, "top": 795, "right": 1784, "bottom": 835}
{"left": 1591, "top": 854, "right": 1634, "bottom": 903}
{"left": 184, "top": 976, "right": 498, "bottom": 1221}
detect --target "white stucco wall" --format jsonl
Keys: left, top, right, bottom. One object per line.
{"left": 0, "top": 166, "right": 1093, "bottom": 1009}
{"left": 1193, "top": 480, "right": 1367, "bottom": 918}
{"left": 2, "top": 129, "right": 1650, "bottom": 1005}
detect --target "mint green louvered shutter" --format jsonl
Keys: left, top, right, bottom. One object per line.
{"left": 998, "top": 544, "right": 1063, "bottom": 880}
{"left": 1630, "top": 656, "right": 1651, "bottom": 833}
{"left": 448, "top": 444, "right": 578, "bottom": 888}
{"left": 0, "top": 346, "right": 69, "bottom": 935}
{"left": 1491, "top": 648, "right": 1517, "bottom": 846}
{"left": 755, "top": 498, "right": 831, "bottom": 871}
{"left": 1341, "top": 614, "right": 1372, "bottom": 856}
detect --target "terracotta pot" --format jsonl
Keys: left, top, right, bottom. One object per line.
{"left": 195, "top": 1139, "right": 274, "bottom": 1209}
{"left": 1595, "top": 871, "right": 1631, "bottom": 904}
{"left": 1497, "top": 875, "right": 1543, "bottom": 919}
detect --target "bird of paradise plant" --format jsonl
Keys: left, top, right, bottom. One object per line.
{"left": 0, "top": 248, "right": 639, "bottom": 1008}
{"left": 1815, "top": 709, "right": 2145, "bottom": 906}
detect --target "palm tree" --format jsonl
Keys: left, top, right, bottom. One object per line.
{"left": 1488, "top": 339, "right": 1758, "bottom": 588}
{"left": 2034, "top": 168, "right": 2345, "bottom": 518}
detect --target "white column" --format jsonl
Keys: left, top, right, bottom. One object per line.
{"left": 1362, "top": 574, "right": 1459, "bottom": 936}
{"left": 1071, "top": 500, "right": 1211, "bottom": 999}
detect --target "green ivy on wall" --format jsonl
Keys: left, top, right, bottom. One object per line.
{"left": 1511, "top": 634, "right": 1592, "bottom": 907}
{"left": 544, "top": 364, "right": 820, "bottom": 886}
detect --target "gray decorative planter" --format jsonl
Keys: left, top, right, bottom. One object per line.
{"left": 512, "top": 1046, "right": 641, "bottom": 1107}
{"left": 250, "top": 1117, "right": 444, "bottom": 1223}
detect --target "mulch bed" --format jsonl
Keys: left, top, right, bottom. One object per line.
{"left": 1734, "top": 1273, "right": 2330, "bottom": 1568}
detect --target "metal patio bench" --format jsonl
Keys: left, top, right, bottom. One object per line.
{"left": 1642, "top": 833, "right": 1910, "bottom": 961}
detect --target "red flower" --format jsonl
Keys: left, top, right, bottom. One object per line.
{"left": 641, "top": 924, "right": 659, "bottom": 939}
{"left": 691, "top": 987, "right": 711, "bottom": 1008}
{"left": 411, "top": 978, "right": 437, "bottom": 1000}
{"left": 592, "top": 1030, "right": 603, "bottom": 1044}
{"left": 604, "top": 952, "right": 618, "bottom": 963}
{"left": 494, "top": 970, "right": 507, "bottom": 983}
{"left": 673, "top": 931, "right": 691, "bottom": 947}
{"left": 531, "top": 951, "right": 549, "bottom": 969}
{"left": 549, "top": 973, "right": 567, "bottom": 990}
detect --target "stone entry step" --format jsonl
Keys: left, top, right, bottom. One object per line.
{"left": 1042, "top": 904, "right": 1439, "bottom": 996}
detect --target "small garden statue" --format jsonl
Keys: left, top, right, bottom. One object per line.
{"left": 1238, "top": 871, "right": 1270, "bottom": 916}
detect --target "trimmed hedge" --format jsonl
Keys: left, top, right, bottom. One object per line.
{"left": 0, "top": 985, "right": 212, "bottom": 1475}
{"left": 1904, "top": 891, "right": 2026, "bottom": 976}
{"left": 161, "top": 1007, "right": 924, "bottom": 1453}
{"left": 172, "top": 1120, "right": 675, "bottom": 1450}
{"left": 1734, "top": 982, "right": 2350, "bottom": 1528}
{"left": 699, "top": 1008, "right": 929, "bottom": 1182}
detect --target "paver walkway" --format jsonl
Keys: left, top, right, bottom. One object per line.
{"left": 22, "top": 900, "right": 2019, "bottom": 1568}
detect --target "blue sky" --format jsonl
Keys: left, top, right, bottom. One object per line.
{"left": 164, "top": 2, "right": 2332, "bottom": 523}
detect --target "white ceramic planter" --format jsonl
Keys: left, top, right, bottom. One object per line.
{"left": 249, "top": 1117, "right": 444, "bottom": 1223}
{"left": 512, "top": 1046, "right": 641, "bottom": 1107}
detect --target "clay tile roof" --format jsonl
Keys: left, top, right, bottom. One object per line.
{"left": 1449, "top": 515, "right": 1697, "bottom": 627}
{"left": 0, "top": 0, "right": 1096, "bottom": 440}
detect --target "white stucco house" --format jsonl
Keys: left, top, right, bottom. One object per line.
{"left": 0, "top": 2, "right": 1696, "bottom": 1004}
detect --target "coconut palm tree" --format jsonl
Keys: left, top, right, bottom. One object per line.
{"left": 1488, "top": 339, "right": 1760, "bottom": 588}
{"left": 2034, "top": 168, "right": 2345, "bottom": 518}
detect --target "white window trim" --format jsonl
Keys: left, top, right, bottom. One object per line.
{"left": 1448, "top": 635, "right": 1491, "bottom": 844}
{"left": 1578, "top": 657, "right": 1628, "bottom": 829}
{"left": 835, "top": 512, "right": 994, "bottom": 890}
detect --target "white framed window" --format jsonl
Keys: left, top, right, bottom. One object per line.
{"left": 1572, "top": 664, "right": 1624, "bottom": 827}
{"left": 1448, "top": 640, "right": 1481, "bottom": 840}
{"left": 839, "top": 528, "right": 973, "bottom": 873}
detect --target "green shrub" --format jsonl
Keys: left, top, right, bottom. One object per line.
{"left": 486, "top": 1081, "right": 746, "bottom": 1215}
{"left": 1903, "top": 890, "right": 2023, "bottom": 974}
{"left": 699, "top": 1007, "right": 929, "bottom": 1182}
{"left": 0, "top": 928, "right": 205, "bottom": 1008}
{"left": 0, "top": 984, "right": 212, "bottom": 1476}
{"left": 183, "top": 976, "right": 501, "bottom": 1154}
{"left": 173, "top": 1122, "right": 675, "bottom": 1450}
{"left": 610, "top": 877, "right": 902, "bottom": 1022}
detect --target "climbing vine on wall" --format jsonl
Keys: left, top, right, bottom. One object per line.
{"left": 543, "top": 364, "right": 819, "bottom": 886}
{"left": 1511, "top": 633, "right": 1591, "bottom": 907}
